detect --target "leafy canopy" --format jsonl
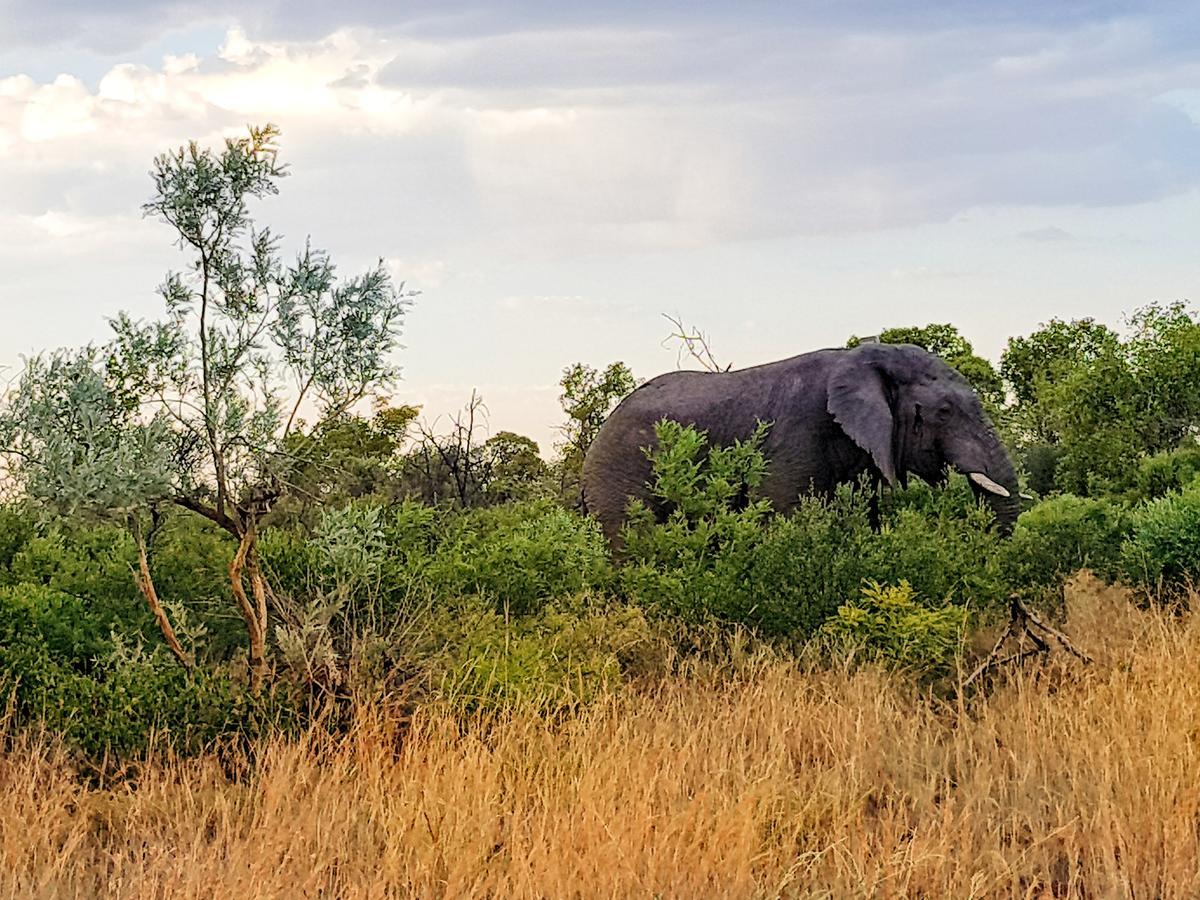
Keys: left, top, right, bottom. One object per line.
{"left": 4, "top": 124, "right": 415, "bottom": 534}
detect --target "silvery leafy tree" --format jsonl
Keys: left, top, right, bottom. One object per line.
{"left": 1, "top": 125, "right": 413, "bottom": 688}
{"left": 0, "top": 349, "right": 189, "bottom": 667}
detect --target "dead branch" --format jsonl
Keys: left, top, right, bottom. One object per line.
{"left": 409, "top": 390, "right": 492, "bottom": 508}
{"left": 964, "top": 593, "right": 1093, "bottom": 689}
{"left": 661, "top": 314, "right": 730, "bottom": 373}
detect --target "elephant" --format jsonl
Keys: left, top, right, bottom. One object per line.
{"left": 581, "top": 342, "right": 1020, "bottom": 544}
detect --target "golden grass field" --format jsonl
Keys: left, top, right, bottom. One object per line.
{"left": 3, "top": 579, "right": 1200, "bottom": 899}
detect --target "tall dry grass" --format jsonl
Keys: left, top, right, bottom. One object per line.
{"left": 3, "top": 580, "right": 1200, "bottom": 898}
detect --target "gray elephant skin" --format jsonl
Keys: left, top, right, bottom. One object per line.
{"left": 581, "top": 342, "right": 1020, "bottom": 543}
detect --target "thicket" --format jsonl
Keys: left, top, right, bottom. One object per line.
{"left": 7, "top": 126, "right": 1200, "bottom": 761}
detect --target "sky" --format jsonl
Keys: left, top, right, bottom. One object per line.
{"left": 2, "top": 1, "right": 1199, "bottom": 451}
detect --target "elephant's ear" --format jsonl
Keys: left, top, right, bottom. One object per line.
{"left": 827, "top": 353, "right": 899, "bottom": 487}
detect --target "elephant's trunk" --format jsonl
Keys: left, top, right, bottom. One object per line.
{"left": 978, "top": 484, "right": 1020, "bottom": 535}
{"left": 950, "top": 430, "right": 1021, "bottom": 535}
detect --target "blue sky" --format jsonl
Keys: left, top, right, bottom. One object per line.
{"left": 2, "top": 1, "right": 1198, "bottom": 448}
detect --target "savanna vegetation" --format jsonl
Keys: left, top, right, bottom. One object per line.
{"left": 5, "top": 126, "right": 1200, "bottom": 897}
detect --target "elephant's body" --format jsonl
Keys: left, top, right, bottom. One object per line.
{"left": 582, "top": 343, "right": 1019, "bottom": 543}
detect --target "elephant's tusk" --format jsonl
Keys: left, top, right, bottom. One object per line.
{"left": 1019, "top": 492, "right": 1034, "bottom": 501}
{"left": 969, "top": 472, "right": 1011, "bottom": 498}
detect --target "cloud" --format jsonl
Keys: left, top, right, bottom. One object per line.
{"left": 3, "top": 5, "right": 1199, "bottom": 447}
{"left": 888, "top": 266, "right": 976, "bottom": 281}
{"left": 494, "top": 294, "right": 623, "bottom": 318}
{"left": 6, "top": 1, "right": 1189, "bottom": 54}
{"left": 385, "top": 257, "right": 446, "bottom": 290}
{"left": 1, "top": 11, "right": 1199, "bottom": 259}
{"left": 1018, "top": 226, "right": 1075, "bottom": 242}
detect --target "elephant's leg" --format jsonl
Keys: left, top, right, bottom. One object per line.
{"left": 866, "top": 490, "right": 882, "bottom": 530}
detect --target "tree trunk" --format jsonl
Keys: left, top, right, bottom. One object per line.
{"left": 230, "top": 517, "right": 268, "bottom": 691}
{"left": 131, "top": 525, "right": 191, "bottom": 669}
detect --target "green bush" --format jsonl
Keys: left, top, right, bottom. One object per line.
{"left": 0, "top": 582, "right": 294, "bottom": 759}
{"left": 421, "top": 593, "right": 657, "bottom": 710}
{"left": 146, "top": 514, "right": 241, "bottom": 662}
{"left": 3, "top": 524, "right": 144, "bottom": 629}
{"left": 427, "top": 500, "right": 610, "bottom": 615}
{"left": 1129, "top": 445, "right": 1200, "bottom": 501}
{"left": 727, "top": 488, "right": 876, "bottom": 636}
{"left": 0, "top": 504, "right": 36, "bottom": 573}
{"left": 1021, "top": 442, "right": 1065, "bottom": 496}
{"left": 821, "top": 581, "right": 967, "bottom": 676}
{"left": 27, "top": 656, "right": 294, "bottom": 760}
{"left": 1120, "top": 488, "right": 1200, "bottom": 599}
{"left": 1004, "top": 495, "right": 1130, "bottom": 594}
{"left": 0, "top": 582, "right": 117, "bottom": 672}
{"left": 619, "top": 419, "right": 843, "bottom": 634}
{"left": 869, "top": 478, "right": 1007, "bottom": 609}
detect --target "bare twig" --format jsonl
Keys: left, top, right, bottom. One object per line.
{"left": 661, "top": 314, "right": 730, "bottom": 373}
{"left": 409, "top": 391, "right": 491, "bottom": 508}
{"left": 964, "top": 593, "right": 1092, "bottom": 688}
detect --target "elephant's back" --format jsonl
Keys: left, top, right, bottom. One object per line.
{"left": 605, "top": 353, "right": 832, "bottom": 436}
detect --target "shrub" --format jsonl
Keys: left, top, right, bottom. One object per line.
{"left": 0, "top": 503, "right": 36, "bottom": 573}
{"left": 0, "top": 583, "right": 294, "bottom": 759}
{"left": 146, "top": 514, "right": 241, "bottom": 662}
{"left": 821, "top": 581, "right": 968, "bottom": 676}
{"left": 4, "top": 525, "right": 143, "bottom": 624}
{"left": 0, "top": 512, "right": 235, "bottom": 661}
{"left": 1004, "top": 495, "right": 1130, "bottom": 595}
{"left": 427, "top": 500, "right": 610, "bottom": 615}
{"left": 0, "top": 582, "right": 117, "bottom": 673}
{"left": 29, "top": 654, "right": 294, "bottom": 760}
{"left": 259, "top": 501, "right": 441, "bottom": 695}
{"left": 421, "top": 593, "right": 658, "bottom": 710}
{"left": 1129, "top": 445, "right": 1200, "bottom": 501}
{"left": 1120, "top": 488, "right": 1200, "bottom": 599}
{"left": 378, "top": 500, "right": 440, "bottom": 599}
{"left": 262, "top": 500, "right": 438, "bottom": 613}
{"left": 868, "top": 478, "right": 1007, "bottom": 610}
{"left": 619, "top": 419, "right": 847, "bottom": 634}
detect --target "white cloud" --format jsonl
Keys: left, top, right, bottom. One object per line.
{"left": 386, "top": 257, "right": 446, "bottom": 290}
{"left": 20, "top": 74, "right": 96, "bottom": 142}
{"left": 30, "top": 210, "right": 90, "bottom": 237}
{"left": 1, "top": 18, "right": 1198, "bottom": 251}
{"left": 1017, "top": 226, "right": 1075, "bottom": 242}
{"left": 218, "top": 27, "right": 262, "bottom": 65}
{"left": 888, "top": 266, "right": 975, "bottom": 281}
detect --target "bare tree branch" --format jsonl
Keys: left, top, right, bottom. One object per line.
{"left": 661, "top": 314, "right": 730, "bottom": 373}
{"left": 964, "top": 594, "right": 1093, "bottom": 689}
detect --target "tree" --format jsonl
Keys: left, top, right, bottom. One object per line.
{"left": 1003, "top": 304, "right": 1200, "bottom": 495}
{"left": 271, "top": 404, "right": 420, "bottom": 526}
{"left": 555, "top": 361, "right": 636, "bottom": 504}
{"left": 483, "top": 432, "right": 549, "bottom": 503}
{"left": 1001, "top": 318, "right": 1120, "bottom": 444}
{"left": 557, "top": 362, "right": 636, "bottom": 460}
{"left": 400, "top": 394, "right": 548, "bottom": 508}
{"left": 1122, "top": 302, "right": 1200, "bottom": 453}
{"left": 1, "top": 125, "right": 414, "bottom": 688}
{"left": 0, "top": 349, "right": 189, "bottom": 666}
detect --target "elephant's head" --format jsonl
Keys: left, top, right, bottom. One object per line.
{"left": 827, "top": 343, "right": 1020, "bottom": 532}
